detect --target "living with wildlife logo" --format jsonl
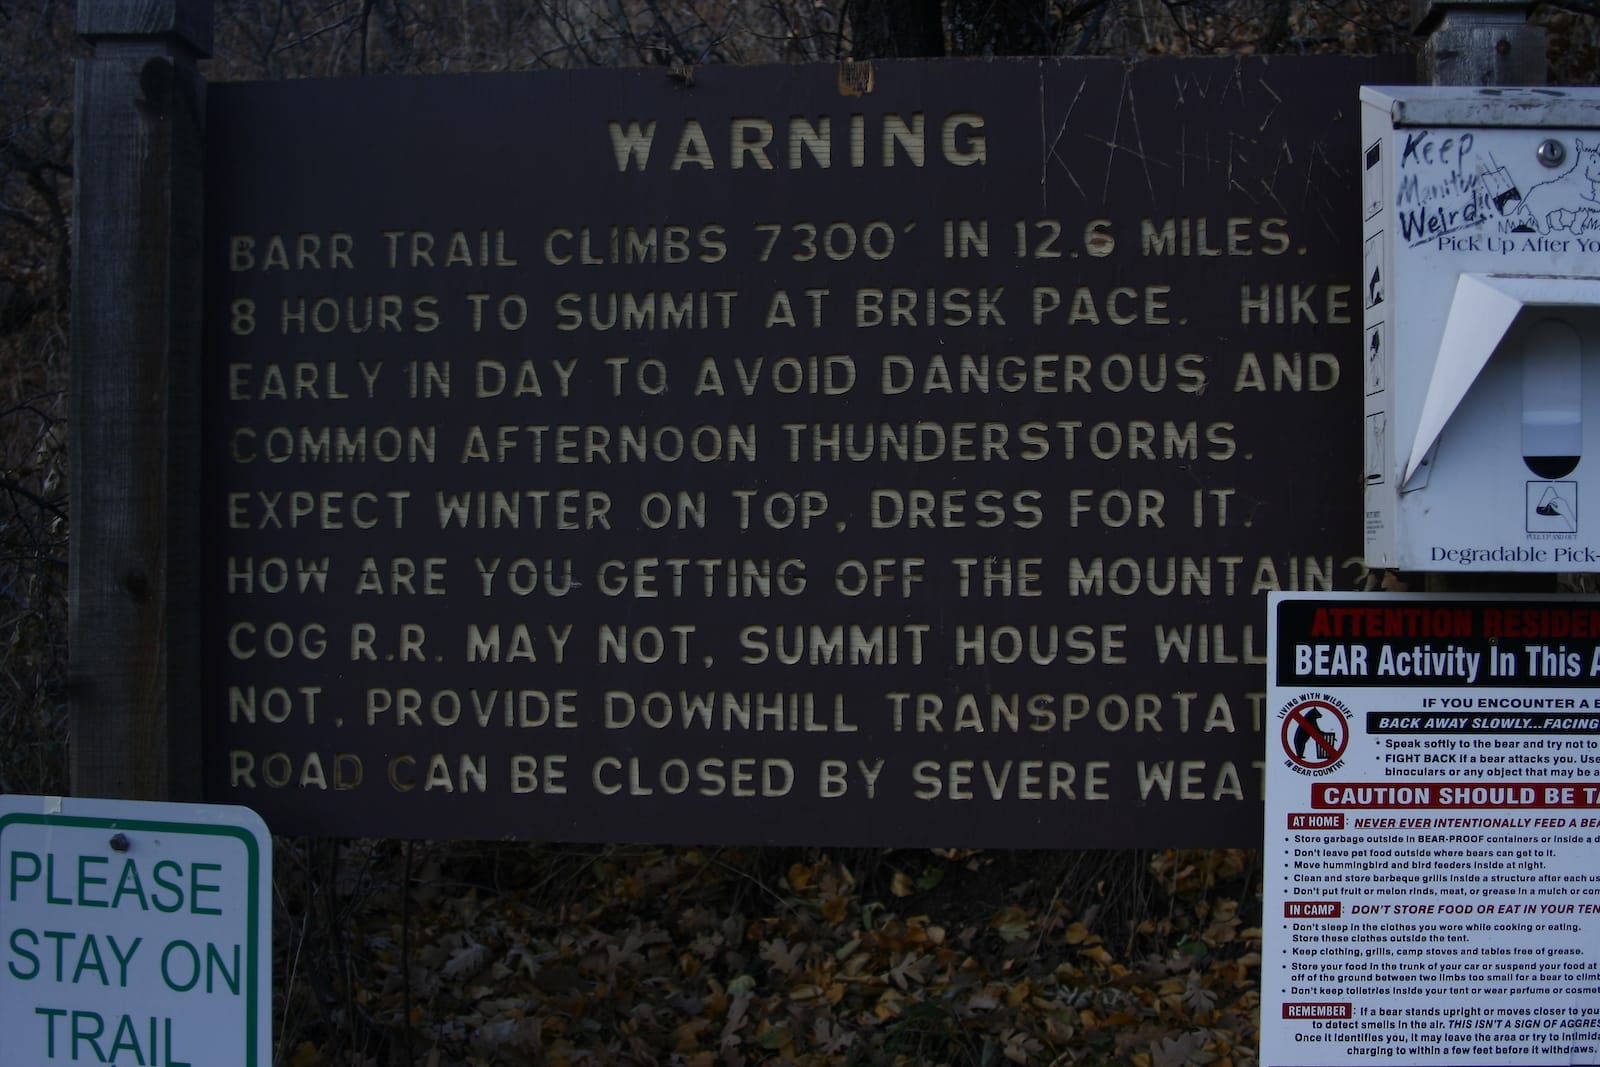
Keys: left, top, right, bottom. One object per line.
{"left": 1276, "top": 693, "right": 1352, "bottom": 777}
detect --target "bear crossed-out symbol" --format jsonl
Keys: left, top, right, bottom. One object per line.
{"left": 1281, "top": 700, "right": 1348, "bottom": 769}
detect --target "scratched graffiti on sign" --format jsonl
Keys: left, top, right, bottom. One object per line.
{"left": 202, "top": 56, "right": 1408, "bottom": 846}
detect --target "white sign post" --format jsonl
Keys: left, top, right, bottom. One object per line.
{"left": 0, "top": 796, "right": 270, "bottom": 1067}
{"left": 1264, "top": 592, "right": 1600, "bottom": 1066}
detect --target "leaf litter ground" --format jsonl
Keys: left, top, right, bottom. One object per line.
{"left": 274, "top": 844, "right": 1262, "bottom": 1066}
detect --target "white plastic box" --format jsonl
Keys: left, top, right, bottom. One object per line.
{"left": 1361, "top": 86, "right": 1600, "bottom": 571}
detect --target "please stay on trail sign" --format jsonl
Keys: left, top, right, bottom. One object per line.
{"left": 0, "top": 796, "right": 270, "bottom": 1067}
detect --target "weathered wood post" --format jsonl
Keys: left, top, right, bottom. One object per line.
{"left": 1414, "top": 0, "right": 1545, "bottom": 87}
{"left": 70, "top": 0, "right": 210, "bottom": 800}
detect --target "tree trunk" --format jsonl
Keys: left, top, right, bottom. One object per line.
{"left": 850, "top": 0, "right": 944, "bottom": 57}
{"left": 948, "top": 0, "right": 1049, "bottom": 56}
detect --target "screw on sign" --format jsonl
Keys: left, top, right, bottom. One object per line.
{"left": 1279, "top": 699, "right": 1349, "bottom": 770}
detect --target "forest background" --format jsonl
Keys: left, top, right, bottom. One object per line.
{"left": 3, "top": 0, "right": 1598, "bottom": 1063}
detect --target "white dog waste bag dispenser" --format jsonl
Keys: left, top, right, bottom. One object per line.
{"left": 1361, "top": 86, "right": 1600, "bottom": 571}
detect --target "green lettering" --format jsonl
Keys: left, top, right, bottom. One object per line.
{"left": 206, "top": 942, "right": 241, "bottom": 995}
{"left": 165, "top": 1019, "right": 191, "bottom": 1067}
{"left": 110, "top": 858, "right": 149, "bottom": 910}
{"left": 8, "top": 928, "right": 39, "bottom": 979}
{"left": 45, "top": 855, "right": 69, "bottom": 905}
{"left": 42, "top": 929, "right": 73, "bottom": 979}
{"left": 151, "top": 861, "right": 183, "bottom": 913}
{"left": 107, "top": 1014, "right": 146, "bottom": 1065}
{"left": 72, "top": 933, "right": 109, "bottom": 986}
{"left": 35, "top": 1007, "right": 66, "bottom": 1057}
{"left": 110, "top": 935, "right": 142, "bottom": 987}
{"left": 161, "top": 940, "right": 199, "bottom": 992}
{"left": 77, "top": 855, "right": 109, "bottom": 908}
{"left": 189, "top": 863, "right": 222, "bottom": 916}
{"left": 8, "top": 851, "right": 41, "bottom": 901}
{"left": 71, "top": 1009, "right": 107, "bottom": 1063}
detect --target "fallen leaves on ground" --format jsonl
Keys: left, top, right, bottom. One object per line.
{"left": 275, "top": 845, "right": 1262, "bottom": 1066}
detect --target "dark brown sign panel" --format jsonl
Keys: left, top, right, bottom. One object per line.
{"left": 202, "top": 56, "right": 1409, "bottom": 845}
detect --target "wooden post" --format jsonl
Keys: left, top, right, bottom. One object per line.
{"left": 1414, "top": 0, "right": 1545, "bottom": 87}
{"left": 70, "top": 0, "right": 210, "bottom": 800}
